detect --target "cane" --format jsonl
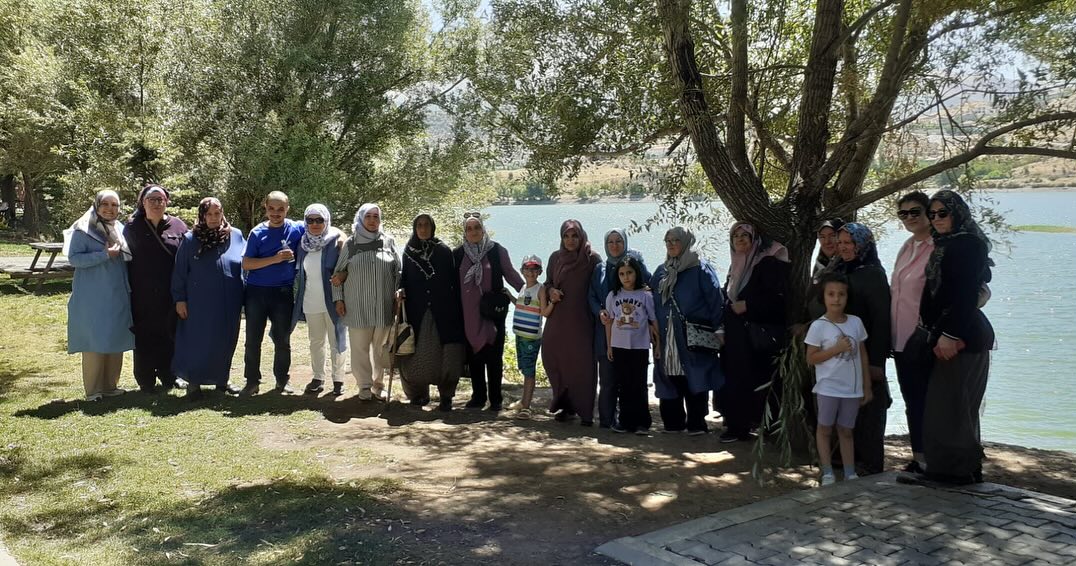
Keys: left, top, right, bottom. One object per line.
{"left": 382, "top": 302, "right": 402, "bottom": 411}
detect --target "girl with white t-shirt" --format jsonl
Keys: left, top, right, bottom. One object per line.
{"left": 604, "top": 256, "right": 661, "bottom": 434}
{"left": 805, "top": 272, "right": 873, "bottom": 486}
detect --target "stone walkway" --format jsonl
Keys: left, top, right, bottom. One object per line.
{"left": 596, "top": 472, "right": 1076, "bottom": 565}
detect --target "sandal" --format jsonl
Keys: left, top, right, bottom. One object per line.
{"left": 515, "top": 408, "right": 532, "bottom": 420}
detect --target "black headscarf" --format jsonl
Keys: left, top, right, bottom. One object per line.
{"left": 925, "top": 190, "right": 993, "bottom": 297}
{"left": 405, "top": 213, "right": 440, "bottom": 278}
{"left": 193, "top": 197, "right": 232, "bottom": 257}
{"left": 813, "top": 218, "right": 845, "bottom": 280}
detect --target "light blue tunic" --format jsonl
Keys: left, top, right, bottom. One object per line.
{"left": 171, "top": 230, "right": 246, "bottom": 384}
{"left": 650, "top": 261, "right": 726, "bottom": 398}
{"left": 66, "top": 228, "right": 135, "bottom": 354}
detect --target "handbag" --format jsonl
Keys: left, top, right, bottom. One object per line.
{"left": 672, "top": 296, "right": 720, "bottom": 353}
{"left": 480, "top": 288, "right": 511, "bottom": 322}
{"left": 384, "top": 308, "right": 415, "bottom": 357}
{"left": 747, "top": 321, "right": 788, "bottom": 356}
{"left": 901, "top": 324, "right": 935, "bottom": 367}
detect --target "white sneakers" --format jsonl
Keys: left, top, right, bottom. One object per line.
{"left": 820, "top": 473, "right": 836, "bottom": 486}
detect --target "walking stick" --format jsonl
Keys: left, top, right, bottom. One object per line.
{"left": 382, "top": 303, "right": 402, "bottom": 411}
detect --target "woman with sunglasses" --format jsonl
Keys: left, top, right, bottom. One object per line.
{"left": 172, "top": 197, "right": 246, "bottom": 399}
{"left": 123, "top": 184, "right": 190, "bottom": 393}
{"left": 65, "top": 190, "right": 135, "bottom": 401}
{"left": 808, "top": 222, "right": 891, "bottom": 475}
{"left": 454, "top": 212, "right": 524, "bottom": 411}
{"left": 397, "top": 213, "right": 466, "bottom": 411}
{"left": 908, "top": 190, "right": 995, "bottom": 485}
{"left": 291, "top": 204, "right": 348, "bottom": 396}
{"left": 889, "top": 191, "right": 933, "bottom": 473}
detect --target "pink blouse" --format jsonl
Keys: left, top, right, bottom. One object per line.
{"left": 890, "top": 236, "right": 934, "bottom": 351}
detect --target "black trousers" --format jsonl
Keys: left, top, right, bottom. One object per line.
{"left": 467, "top": 328, "right": 505, "bottom": 406}
{"left": 924, "top": 351, "right": 989, "bottom": 479}
{"left": 612, "top": 348, "right": 651, "bottom": 431}
{"left": 894, "top": 351, "right": 931, "bottom": 454}
{"left": 597, "top": 355, "right": 616, "bottom": 427}
{"left": 243, "top": 284, "right": 294, "bottom": 385}
{"left": 132, "top": 314, "right": 178, "bottom": 390}
{"left": 659, "top": 374, "right": 709, "bottom": 432}
{"left": 854, "top": 378, "right": 891, "bottom": 475}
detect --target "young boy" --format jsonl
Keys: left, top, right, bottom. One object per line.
{"left": 511, "top": 255, "right": 553, "bottom": 419}
{"left": 241, "top": 191, "right": 305, "bottom": 395}
{"left": 805, "top": 272, "right": 873, "bottom": 486}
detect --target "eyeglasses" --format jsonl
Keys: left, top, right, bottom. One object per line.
{"left": 145, "top": 197, "right": 166, "bottom": 205}
{"left": 463, "top": 211, "right": 481, "bottom": 219}
{"left": 927, "top": 209, "right": 950, "bottom": 220}
{"left": 305, "top": 217, "right": 325, "bottom": 225}
{"left": 897, "top": 207, "right": 923, "bottom": 219}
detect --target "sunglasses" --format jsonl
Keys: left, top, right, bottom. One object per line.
{"left": 897, "top": 207, "right": 923, "bottom": 219}
{"left": 463, "top": 211, "right": 481, "bottom": 219}
{"left": 927, "top": 209, "right": 950, "bottom": 220}
{"left": 306, "top": 217, "right": 325, "bottom": 225}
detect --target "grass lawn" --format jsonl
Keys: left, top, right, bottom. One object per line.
{"left": 0, "top": 278, "right": 406, "bottom": 565}
{"left": 1013, "top": 224, "right": 1076, "bottom": 233}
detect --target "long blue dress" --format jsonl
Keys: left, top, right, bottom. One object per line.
{"left": 171, "top": 229, "right": 246, "bottom": 385}
{"left": 67, "top": 228, "right": 136, "bottom": 354}
{"left": 650, "top": 261, "right": 726, "bottom": 398}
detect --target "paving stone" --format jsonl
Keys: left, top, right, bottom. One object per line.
{"left": 844, "top": 548, "right": 905, "bottom": 566}
{"left": 714, "top": 555, "right": 755, "bottom": 566}
{"left": 850, "top": 535, "right": 902, "bottom": 556}
{"left": 724, "top": 542, "right": 779, "bottom": 562}
{"left": 677, "top": 542, "right": 737, "bottom": 565}
{"left": 812, "top": 540, "right": 861, "bottom": 558}
{"left": 755, "top": 553, "right": 803, "bottom": 566}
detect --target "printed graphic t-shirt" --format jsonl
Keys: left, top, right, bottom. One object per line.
{"left": 605, "top": 288, "right": 656, "bottom": 350}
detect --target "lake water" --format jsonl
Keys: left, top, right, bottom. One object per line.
{"left": 481, "top": 191, "right": 1076, "bottom": 453}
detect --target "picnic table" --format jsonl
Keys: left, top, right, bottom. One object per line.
{"left": 0, "top": 242, "right": 75, "bottom": 293}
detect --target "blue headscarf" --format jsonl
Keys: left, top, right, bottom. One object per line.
{"left": 833, "top": 222, "right": 881, "bottom": 273}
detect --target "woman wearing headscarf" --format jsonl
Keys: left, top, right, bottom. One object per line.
{"left": 123, "top": 184, "right": 189, "bottom": 393}
{"left": 543, "top": 220, "right": 602, "bottom": 425}
{"left": 291, "top": 204, "right": 348, "bottom": 396}
{"left": 333, "top": 203, "right": 400, "bottom": 401}
{"left": 65, "top": 190, "right": 135, "bottom": 401}
{"left": 812, "top": 219, "right": 844, "bottom": 282}
{"left": 454, "top": 214, "right": 524, "bottom": 411}
{"left": 397, "top": 214, "right": 466, "bottom": 410}
{"left": 650, "top": 227, "right": 725, "bottom": 434}
{"left": 716, "top": 222, "right": 791, "bottom": 443}
{"left": 808, "top": 222, "right": 892, "bottom": 474}
{"left": 914, "top": 190, "right": 995, "bottom": 484}
{"left": 171, "top": 197, "right": 246, "bottom": 399}
{"left": 589, "top": 229, "right": 652, "bottom": 429}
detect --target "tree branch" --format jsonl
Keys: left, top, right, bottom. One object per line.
{"left": 830, "top": 111, "right": 1076, "bottom": 216}
{"left": 726, "top": 0, "right": 752, "bottom": 176}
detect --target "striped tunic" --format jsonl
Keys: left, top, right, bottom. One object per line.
{"left": 331, "top": 235, "right": 401, "bottom": 328}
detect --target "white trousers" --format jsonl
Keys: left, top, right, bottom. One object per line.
{"left": 82, "top": 352, "right": 123, "bottom": 396}
{"left": 347, "top": 326, "right": 390, "bottom": 391}
{"left": 307, "top": 311, "right": 346, "bottom": 383}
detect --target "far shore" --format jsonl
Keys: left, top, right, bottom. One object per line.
{"left": 491, "top": 186, "right": 1076, "bottom": 207}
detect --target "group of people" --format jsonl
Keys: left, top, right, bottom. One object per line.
{"left": 64, "top": 185, "right": 993, "bottom": 487}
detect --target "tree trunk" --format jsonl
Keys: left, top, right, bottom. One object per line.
{"left": 21, "top": 174, "right": 43, "bottom": 236}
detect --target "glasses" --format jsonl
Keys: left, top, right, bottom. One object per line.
{"left": 927, "top": 209, "right": 950, "bottom": 220}
{"left": 306, "top": 217, "right": 325, "bottom": 225}
{"left": 145, "top": 197, "right": 166, "bottom": 205}
{"left": 463, "top": 211, "right": 481, "bottom": 219}
{"left": 897, "top": 207, "right": 923, "bottom": 219}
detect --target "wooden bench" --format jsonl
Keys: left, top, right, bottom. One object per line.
{"left": 0, "top": 242, "right": 74, "bottom": 293}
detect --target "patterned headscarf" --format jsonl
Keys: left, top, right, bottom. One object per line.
{"left": 925, "top": 190, "right": 994, "bottom": 298}
{"left": 351, "top": 203, "right": 382, "bottom": 244}
{"left": 726, "top": 222, "right": 790, "bottom": 302}
{"left": 658, "top": 226, "right": 701, "bottom": 304}
{"left": 832, "top": 222, "right": 881, "bottom": 273}
{"left": 192, "top": 197, "right": 232, "bottom": 257}
{"left": 550, "top": 220, "right": 595, "bottom": 286}
{"left": 462, "top": 216, "right": 495, "bottom": 289}
{"left": 405, "top": 213, "right": 440, "bottom": 279}
{"left": 300, "top": 203, "right": 333, "bottom": 253}
{"left": 63, "top": 189, "right": 131, "bottom": 260}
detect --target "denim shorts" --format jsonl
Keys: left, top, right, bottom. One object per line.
{"left": 515, "top": 335, "right": 541, "bottom": 377}
{"left": 816, "top": 393, "right": 860, "bottom": 429}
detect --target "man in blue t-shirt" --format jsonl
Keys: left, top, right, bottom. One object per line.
{"left": 240, "top": 191, "right": 305, "bottom": 395}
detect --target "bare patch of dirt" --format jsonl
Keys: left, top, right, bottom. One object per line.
{"left": 259, "top": 383, "right": 1076, "bottom": 565}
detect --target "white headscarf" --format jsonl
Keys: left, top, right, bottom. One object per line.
{"left": 63, "top": 189, "right": 131, "bottom": 261}
{"left": 301, "top": 203, "right": 334, "bottom": 252}
{"left": 462, "top": 216, "right": 495, "bottom": 289}
{"left": 351, "top": 203, "right": 382, "bottom": 244}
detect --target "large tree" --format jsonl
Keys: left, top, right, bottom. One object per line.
{"left": 474, "top": 0, "right": 1076, "bottom": 309}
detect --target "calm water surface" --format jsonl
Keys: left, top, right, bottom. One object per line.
{"left": 481, "top": 191, "right": 1076, "bottom": 452}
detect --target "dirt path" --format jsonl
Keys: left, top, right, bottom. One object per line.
{"left": 260, "top": 383, "right": 1076, "bottom": 565}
